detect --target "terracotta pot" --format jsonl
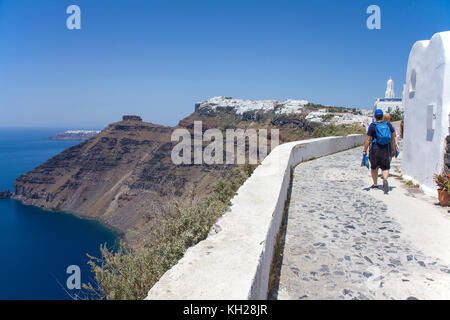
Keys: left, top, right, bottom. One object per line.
{"left": 437, "top": 189, "right": 449, "bottom": 207}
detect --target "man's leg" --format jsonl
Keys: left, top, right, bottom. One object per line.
{"left": 382, "top": 170, "right": 389, "bottom": 194}
{"left": 381, "top": 149, "right": 390, "bottom": 194}
{"left": 369, "top": 149, "right": 379, "bottom": 187}
{"left": 371, "top": 169, "right": 378, "bottom": 186}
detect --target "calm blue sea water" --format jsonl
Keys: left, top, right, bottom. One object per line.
{"left": 0, "top": 128, "right": 118, "bottom": 300}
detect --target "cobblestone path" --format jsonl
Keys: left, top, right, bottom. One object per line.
{"left": 276, "top": 147, "right": 450, "bottom": 300}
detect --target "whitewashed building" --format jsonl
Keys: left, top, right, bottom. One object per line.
{"left": 402, "top": 31, "right": 450, "bottom": 195}
{"left": 374, "top": 78, "right": 403, "bottom": 113}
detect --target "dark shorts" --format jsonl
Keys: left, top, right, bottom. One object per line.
{"left": 369, "top": 147, "right": 390, "bottom": 170}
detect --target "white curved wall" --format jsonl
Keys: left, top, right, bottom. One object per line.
{"left": 402, "top": 31, "right": 450, "bottom": 195}
{"left": 145, "top": 135, "right": 364, "bottom": 300}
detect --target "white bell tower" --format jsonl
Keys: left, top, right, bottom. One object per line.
{"left": 385, "top": 77, "right": 395, "bottom": 98}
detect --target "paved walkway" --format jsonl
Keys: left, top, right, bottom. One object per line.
{"left": 276, "top": 146, "right": 450, "bottom": 300}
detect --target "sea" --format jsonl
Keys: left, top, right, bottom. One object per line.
{"left": 0, "top": 128, "right": 118, "bottom": 300}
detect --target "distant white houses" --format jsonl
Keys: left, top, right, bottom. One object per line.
{"left": 196, "top": 96, "right": 309, "bottom": 115}
{"left": 65, "top": 130, "right": 100, "bottom": 134}
{"left": 402, "top": 31, "right": 450, "bottom": 195}
{"left": 305, "top": 110, "right": 370, "bottom": 126}
{"left": 305, "top": 111, "right": 328, "bottom": 123}
{"left": 197, "top": 96, "right": 370, "bottom": 126}
{"left": 374, "top": 78, "right": 403, "bottom": 113}
{"left": 49, "top": 130, "right": 100, "bottom": 141}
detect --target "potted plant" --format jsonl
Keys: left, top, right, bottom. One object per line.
{"left": 433, "top": 172, "right": 449, "bottom": 206}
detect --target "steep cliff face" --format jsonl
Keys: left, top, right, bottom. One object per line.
{"left": 13, "top": 117, "right": 237, "bottom": 244}
{"left": 13, "top": 98, "right": 362, "bottom": 245}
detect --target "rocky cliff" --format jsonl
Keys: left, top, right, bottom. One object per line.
{"left": 0, "top": 190, "right": 12, "bottom": 198}
{"left": 13, "top": 97, "right": 363, "bottom": 245}
{"left": 13, "top": 117, "right": 234, "bottom": 245}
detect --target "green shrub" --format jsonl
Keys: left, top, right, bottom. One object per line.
{"left": 388, "top": 106, "right": 404, "bottom": 122}
{"left": 312, "top": 124, "right": 366, "bottom": 138}
{"left": 83, "top": 164, "right": 257, "bottom": 300}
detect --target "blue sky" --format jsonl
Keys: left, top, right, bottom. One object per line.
{"left": 0, "top": 0, "right": 449, "bottom": 128}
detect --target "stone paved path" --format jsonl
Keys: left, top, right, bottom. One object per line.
{"left": 276, "top": 146, "right": 450, "bottom": 300}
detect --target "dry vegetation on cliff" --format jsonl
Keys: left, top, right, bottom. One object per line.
{"left": 83, "top": 164, "right": 257, "bottom": 300}
{"left": 312, "top": 124, "right": 366, "bottom": 138}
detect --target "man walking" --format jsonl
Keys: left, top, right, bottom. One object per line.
{"left": 363, "top": 109, "right": 397, "bottom": 194}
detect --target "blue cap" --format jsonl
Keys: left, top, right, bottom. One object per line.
{"left": 374, "top": 109, "right": 383, "bottom": 118}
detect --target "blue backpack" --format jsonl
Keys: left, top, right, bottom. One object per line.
{"left": 373, "top": 121, "right": 391, "bottom": 145}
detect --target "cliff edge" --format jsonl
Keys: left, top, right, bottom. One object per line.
{"left": 13, "top": 98, "right": 364, "bottom": 245}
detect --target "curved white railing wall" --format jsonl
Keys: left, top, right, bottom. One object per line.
{"left": 146, "top": 135, "right": 365, "bottom": 300}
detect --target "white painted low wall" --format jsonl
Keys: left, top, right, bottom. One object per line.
{"left": 146, "top": 134, "right": 365, "bottom": 300}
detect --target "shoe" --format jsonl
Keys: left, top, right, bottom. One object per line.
{"left": 370, "top": 185, "right": 378, "bottom": 189}
{"left": 383, "top": 179, "right": 389, "bottom": 194}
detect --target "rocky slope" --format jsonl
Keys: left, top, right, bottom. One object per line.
{"left": 0, "top": 190, "right": 12, "bottom": 198}
{"left": 13, "top": 97, "right": 364, "bottom": 245}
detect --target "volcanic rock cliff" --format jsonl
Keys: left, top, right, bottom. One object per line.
{"left": 13, "top": 117, "right": 234, "bottom": 244}
{"left": 13, "top": 97, "right": 363, "bottom": 245}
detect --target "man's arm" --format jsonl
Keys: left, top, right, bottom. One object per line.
{"left": 363, "top": 125, "right": 373, "bottom": 154}
{"left": 391, "top": 133, "right": 397, "bottom": 156}
{"left": 389, "top": 123, "right": 398, "bottom": 155}
{"left": 363, "top": 135, "right": 372, "bottom": 154}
